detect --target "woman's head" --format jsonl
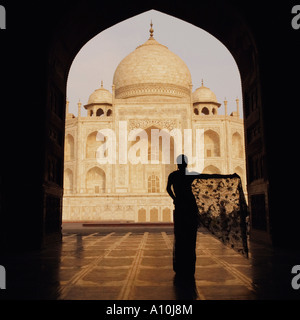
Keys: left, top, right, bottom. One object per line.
{"left": 176, "top": 154, "right": 188, "bottom": 171}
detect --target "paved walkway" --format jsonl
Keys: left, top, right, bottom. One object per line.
{"left": 0, "top": 225, "right": 299, "bottom": 300}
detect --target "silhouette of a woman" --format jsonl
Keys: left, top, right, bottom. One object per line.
{"left": 166, "top": 154, "right": 199, "bottom": 278}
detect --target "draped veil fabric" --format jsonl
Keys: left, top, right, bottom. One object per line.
{"left": 191, "top": 173, "right": 249, "bottom": 257}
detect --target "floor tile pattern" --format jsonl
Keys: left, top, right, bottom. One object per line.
{"left": 1, "top": 226, "right": 299, "bottom": 300}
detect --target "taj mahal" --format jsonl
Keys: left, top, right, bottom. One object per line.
{"left": 63, "top": 24, "right": 246, "bottom": 223}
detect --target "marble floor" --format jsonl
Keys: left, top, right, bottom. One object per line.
{"left": 0, "top": 224, "right": 299, "bottom": 300}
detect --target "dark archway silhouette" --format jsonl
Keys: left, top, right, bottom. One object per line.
{"left": 1, "top": 0, "right": 298, "bottom": 250}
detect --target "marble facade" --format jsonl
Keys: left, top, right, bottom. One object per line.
{"left": 63, "top": 28, "right": 246, "bottom": 222}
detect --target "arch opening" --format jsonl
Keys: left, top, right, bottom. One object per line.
{"left": 58, "top": 7, "right": 264, "bottom": 240}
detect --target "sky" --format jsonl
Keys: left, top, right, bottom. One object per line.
{"left": 67, "top": 9, "right": 243, "bottom": 117}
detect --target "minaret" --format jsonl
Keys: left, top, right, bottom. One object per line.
{"left": 112, "top": 84, "right": 115, "bottom": 104}
{"left": 77, "top": 99, "right": 82, "bottom": 117}
{"left": 66, "top": 99, "right": 70, "bottom": 114}
{"left": 236, "top": 98, "right": 240, "bottom": 118}
{"left": 224, "top": 98, "right": 228, "bottom": 116}
{"left": 224, "top": 97, "right": 230, "bottom": 172}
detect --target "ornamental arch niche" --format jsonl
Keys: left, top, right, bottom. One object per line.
{"left": 63, "top": 168, "right": 73, "bottom": 193}
{"left": 204, "top": 130, "right": 220, "bottom": 157}
{"left": 86, "top": 167, "right": 106, "bottom": 194}
{"left": 201, "top": 107, "right": 209, "bottom": 115}
{"left": 96, "top": 108, "right": 104, "bottom": 117}
{"left": 6, "top": 0, "right": 292, "bottom": 251}
{"left": 232, "top": 132, "right": 243, "bottom": 159}
{"left": 65, "top": 134, "right": 74, "bottom": 161}
{"left": 138, "top": 208, "right": 147, "bottom": 222}
{"left": 86, "top": 131, "right": 105, "bottom": 159}
{"left": 202, "top": 165, "right": 221, "bottom": 174}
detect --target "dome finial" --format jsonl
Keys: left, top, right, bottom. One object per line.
{"left": 201, "top": 79, "right": 204, "bottom": 87}
{"left": 101, "top": 80, "right": 103, "bottom": 88}
{"left": 149, "top": 20, "right": 154, "bottom": 39}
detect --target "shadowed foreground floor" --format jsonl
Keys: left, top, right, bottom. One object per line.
{"left": 0, "top": 224, "right": 299, "bottom": 300}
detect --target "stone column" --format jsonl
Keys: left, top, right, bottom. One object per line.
{"left": 76, "top": 100, "right": 82, "bottom": 194}
{"left": 236, "top": 98, "right": 240, "bottom": 118}
{"left": 224, "top": 98, "right": 228, "bottom": 116}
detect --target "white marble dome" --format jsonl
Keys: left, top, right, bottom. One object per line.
{"left": 113, "top": 35, "right": 192, "bottom": 99}
{"left": 193, "top": 83, "right": 219, "bottom": 104}
{"left": 87, "top": 82, "right": 112, "bottom": 105}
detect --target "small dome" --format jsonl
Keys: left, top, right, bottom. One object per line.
{"left": 86, "top": 82, "right": 112, "bottom": 106}
{"left": 193, "top": 82, "right": 219, "bottom": 104}
{"left": 113, "top": 25, "right": 192, "bottom": 99}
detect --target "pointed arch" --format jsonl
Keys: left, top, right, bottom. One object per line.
{"left": 65, "top": 134, "right": 74, "bottom": 160}
{"left": 96, "top": 108, "right": 104, "bottom": 117}
{"left": 201, "top": 107, "right": 209, "bottom": 115}
{"left": 202, "top": 165, "right": 221, "bottom": 174}
{"left": 138, "top": 208, "right": 147, "bottom": 222}
{"left": 64, "top": 168, "right": 73, "bottom": 193}
{"left": 150, "top": 208, "right": 159, "bottom": 222}
{"left": 86, "top": 131, "right": 105, "bottom": 159}
{"left": 232, "top": 132, "right": 243, "bottom": 158}
{"left": 204, "top": 130, "right": 220, "bottom": 157}
{"left": 145, "top": 125, "right": 176, "bottom": 185}
{"left": 86, "top": 166, "right": 106, "bottom": 193}
{"left": 162, "top": 208, "right": 171, "bottom": 222}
